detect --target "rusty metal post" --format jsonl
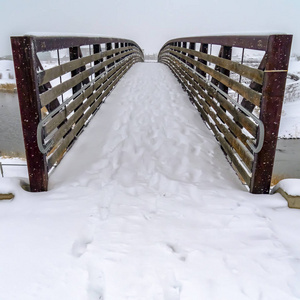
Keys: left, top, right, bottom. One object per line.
{"left": 219, "top": 46, "right": 232, "bottom": 93}
{"left": 187, "top": 42, "right": 195, "bottom": 68}
{"left": 211, "top": 46, "right": 232, "bottom": 92}
{"left": 250, "top": 35, "right": 293, "bottom": 194}
{"left": 93, "top": 44, "right": 105, "bottom": 78}
{"left": 11, "top": 36, "right": 48, "bottom": 192}
{"left": 115, "top": 42, "right": 120, "bottom": 62}
{"left": 197, "top": 43, "right": 208, "bottom": 78}
{"left": 69, "top": 46, "right": 81, "bottom": 94}
{"left": 106, "top": 43, "right": 114, "bottom": 68}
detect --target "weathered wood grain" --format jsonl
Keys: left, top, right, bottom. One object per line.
{"left": 170, "top": 45, "right": 264, "bottom": 84}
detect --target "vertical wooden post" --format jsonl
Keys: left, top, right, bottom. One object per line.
{"left": 250, "top": 35, "right": 292, "bottom": 194}
{"left": 11, "top": 36, "right": 48, "bottom": 192}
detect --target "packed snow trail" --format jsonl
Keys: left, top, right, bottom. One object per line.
{"left": 0, "top": 62, "right": 300, "bottom": 300}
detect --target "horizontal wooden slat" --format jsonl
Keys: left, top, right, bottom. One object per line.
{"left": 48, "top": 58, "right": 137, "bottom": 168}
{"left": 47, "top": 59, "right": 135, "bottom": 167}
{"left": 168, "top": 56, "right": 257, "bottom": 143}
{"left": 170, "top": 45, "right": 264, "bottom": 85}
{"left": 167, "top": 59, "right": 254, "bottom": 170}
{"left": 43, "top": 60, "right": 126, "bottom": 135}
{"left": 45, "top": 61, "right": 127, "bottom": 138}
{"left": 163, "top": 56, "right": 257, "bottom": 137}
{"left": 169, "top": 61, "right": 251, "bottom": 185}
{"left": 168, "top": 50, "right": 262, "bottom": 107}
{"left": 38, "top": 46, "right": 133, "bottom": 85}
{"left": 40, "top": 50, "right": 135, "bottom": 107}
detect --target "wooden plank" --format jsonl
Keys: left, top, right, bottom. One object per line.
{"left": 168, "top": 59, "right": 251, "bottom": 185}
{"left": 47, "top": 58, "right": 133, "bottom": 154}
{"left": 44, "top": 83, "right": 95, "bottom": 135}
{"left": 36, "top": 57, "right": 61, "bottom": 113}
{"left": 169, "top": 50, "right": 262, "bottom": 107}
{"left": 46, "top": 61, "right": 127, "bottom": 140}
{"left": 241, "top": 54, "right": 266, "bottom": 113}
{"left": 165, "top": 55, "right": 257, "bottom": 137}
{"left": 38, "top": 46, "right": 131, "bottom": 85}
{"left": 0, "top": 193, "right": 14, "bottom": 200}
{"left": 170, "top": 45, "right": 264, "bottom": 85}
{"left": 40, "top": 50, "right": 135, "bottom": 107}
{"left": 168, "top": 58, "right": 254, "bottom": 170}
{"left": 187, "top": 69, "right": 254, "bottom": 151}
{"left": 11, "top": 36, "right": 48, "bottom": 192}
{"left": 168, "top": 53, "right": 253, "bottom": 146}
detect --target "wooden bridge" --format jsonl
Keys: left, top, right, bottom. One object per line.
{"left": 11, "top": 34, "right": 292, "bottom": 194}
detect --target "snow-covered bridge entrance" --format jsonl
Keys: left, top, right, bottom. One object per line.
{"left": 50, "top": 62, "right": 242, "bottom": 194}
{"left": 4, "top": 35, "right": 300, "bottom": 300}
{"left": 1, "top": 61, "right": 300, "bottom": 300}
{"left": 11, "top": 34, "right": 292, "bottom": 193}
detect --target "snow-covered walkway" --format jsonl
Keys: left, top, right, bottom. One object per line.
{"left": 1, "top": 63, "right": 300, "bottom": 300}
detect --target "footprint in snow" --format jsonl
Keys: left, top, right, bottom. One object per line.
{"left": 161, "top": 270, "right": 182, "bottom": 300}
{"left": 71, "top": 236, "right": 93, "bottom": 257}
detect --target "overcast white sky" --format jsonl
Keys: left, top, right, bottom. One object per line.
{"left": 0, "top": 0, "right": 299, "bottom": 56}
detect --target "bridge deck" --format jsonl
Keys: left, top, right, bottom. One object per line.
{"left": 46, "top": 63, "right": 297, "bottom": 298}
{"left": 51, "top": 62, "right": 242, "bottom": 191}
{"left": 1, "top": 63, "right": 298, "bottom": 299}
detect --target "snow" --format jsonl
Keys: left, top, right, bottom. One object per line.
{"left": 278, "top": 55, "right": 300, "bottom": 138}
{"left": 0, "top": 63, "right": 300, "bottom": 299}
{"left": 273, "top": 178, "right": 300, "bottom": 196}
{"left": 279, "top": 101, "right": 300, "bottom": 138}
{"left": 0, "top": 60, "right": 15, "bottom": 84}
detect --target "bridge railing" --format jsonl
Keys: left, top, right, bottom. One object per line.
{"left": 11, "top": 35, "right": 144, "bottom": 192}
{"left": 158, "top": 35, "right": 292, "bottom": 193}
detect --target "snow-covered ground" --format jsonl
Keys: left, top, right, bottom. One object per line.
{"left": 0, "top": 59, "right": 15, "bottom": 85}
{"left": 0, "top": 63, "right": 300, "bottom": 300}
{"left": 278, "top": 56, "right": 300, "bottom": 138}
